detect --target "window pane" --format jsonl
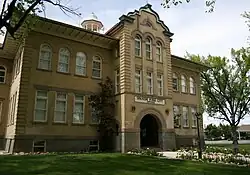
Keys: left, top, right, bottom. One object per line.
{"left": 35, "top": 110, "right": 46, "bottom": 121}
{"left": 58, "top": 63, "right": 68, "bottom": 72}
{"left": 93, "top": 61, "right": 100, "bottom": 69}
{"left": 75, "top": 103, "right": 83, "bottom": 112}
{"left": 54, "top": 111, "right": 65, "bottom": 122}
{"left": 37, "top": 91, "right": 47, "bottom": 97}
{"left": 75, "top": 95, "right": 84, "bottom": 101}
{"left": 39, "top": 60, "right": 50, "bottom": 70}
{"left": 36, "top": 99, "right": 47, "bottom": 109}
{"left": 56, "top": 101, "right": 66, "bottom": 111}
{"left": 0, "top": 77, "right": 5, "bottom": 82}
{"left": 93, "top": 69, "right": 100, "bottom": 78}
{"left": 76, "top": 66, "right": 86, "bottom": 75}
{"left": 73, "top": 113, "right": 84, "bottom": 123}
{"left": 57, "top": 93, "right": 66, "bottom": 100}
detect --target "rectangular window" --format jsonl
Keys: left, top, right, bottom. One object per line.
{"left": 135, "top": 38, "right": 141, "bottom": 57}
{"left": 54, "top": 92, "right": 67, "bottom": 123}
{"left": 91, "top": 107, "right": 99, "bottom": 124}
{"left": 147, "top": 72, "right": 153, "bottom": 95}
{"left": 73, "top": 95, "right": 85, "bottom": 124}
{"left": 8, "top": 97, "right": 13, "bottom": 124}
{"left": 115, "top": 69, "right": 120, "bottom": 94}
{"left": 173, "top": 105, "right": 180, "bottom": 127}
{"left": 183, "top": 106, "right": 189, "bottom": 127}
{"left": 172, "top": 78, "right": 178, "bottom": 91}
{"left": 11, "top": 92, "right": 17, "bottom": 124}
{"left": 135, "top": 70, "right": 142, "bottom": 93}
{"left": 191, "top": 107, "right": 197, "bottom": 127}
{"left": 0, "top": 101, "right": 2, "bottom": 123}
{"left": 33, "top": 140, "right": 46, "bottom": 152}
{"left": 157, "top": 74, "right": 163, "bottom": 96}
{"left": 181, "top": 75, "right": 187, "bottom": 93}
{"left": 156, "top": 46, "right": 162, "bottom": 62}
{"left": 34, "top": 90, "right": 48, "bottom": 122}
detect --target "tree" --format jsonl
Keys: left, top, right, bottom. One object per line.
{"left": 219, "top": 123, "right": 232, "bottom": 140}
{"left": 161, "top": 0, "right": 216, "bottom": 12}
{"left": 186, "top": 48, "right": 250, "bottom": 153}
{"left": 204, "top": 124, "right": 221, "bottom": 140}
{"left": 0, "top": 0, "right": 80, "bottom": 38}
{"left": 89, "top": 77, "right": 117, "bottom": 151}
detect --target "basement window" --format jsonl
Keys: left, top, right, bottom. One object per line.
{"left": 89, "top": 140, "right": 99, "bottom": 152}
{"left": 33, "top": 140, "right": 46, "bottom": 152}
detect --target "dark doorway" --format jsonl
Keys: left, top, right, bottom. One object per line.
{"left": 140, "top": 114, "right": 159, "bottom": 147}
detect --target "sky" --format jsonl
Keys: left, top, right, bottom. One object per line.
{"left": 1, "top": 0, "right": 250, "bottom": 126}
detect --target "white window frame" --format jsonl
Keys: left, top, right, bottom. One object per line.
{"left": 38, "top": 44, "right": 52, "bottom": 70}
{"left": 115, "top": 69, "right": 120, "bottom": 94}
{"left": 75, "top": 52, "right": 87, "bottom": 76}
{"left": 183, "top": 106, "right": 189, "bottom": 127}
{"left": 157, "top": 74, "right": 163, "bottom": 96}
{"left": 34, "top": 90, "right": 48, "bottom": 122}
{"left": 58, "top": 48, "right": 70, "bottom": 73}
{"left": 190, "top": 77, "right": 196, "bottom": 94}
{"left": 145, "top": 37, "right": 152, "bottom": 60}
{"left": 173, "top": 105, "right": 181, "bottom": 127}
{"left": 0, "top": 65, "right": 6, "bottom": 84}
{"left": 135, "top": 35, "right": 141, "bottom": 57}
{"left": 92, "top": 56, "right": 102, "bottom": 79}
{"left": 147, "top": 72, "right": 153, "bottom": 95}
{"left": 33, "top": 140, "right": 46, "bottom": 152}
{"left": 156, "top": 42, "right": 162, "bottom": 62}
{"left": 191, "top": 107, "right": 197, "bottom": 127}
{"left": 172, "top": 73, "right": 178, "bottom": 91}
{"left": 54, "top": 92, "right": 67, "bottom": 123}
{"left": 135, "top": 70, "right": 142, "bottom": 93}
{"left": 73, "top": 94, "right": 85, "bottom": 124}
{"left": 181, "top": 75, "right": 187, "bottom": 93}
{"left": 0, "top": 101, "right": 2, "bottom": 123}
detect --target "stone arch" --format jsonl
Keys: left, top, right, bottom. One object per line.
{"left": 143, "top": 32, "right": 156, "bottom": 44}
{"left": 134, "top": 108, "right": 166, "bottom": 130}
{"left": 131, "top": 29, "right": 143, "bottom": 39}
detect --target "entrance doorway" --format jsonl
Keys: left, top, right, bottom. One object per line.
{"left": 140, "top": 114, "right": 159, "bottom": 147}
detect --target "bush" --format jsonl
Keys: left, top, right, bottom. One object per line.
{"left": 128, "top": 148, "right": 163, "bottom": 157}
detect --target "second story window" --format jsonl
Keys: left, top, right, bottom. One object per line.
{"left": 147, "top": 72, "right": 153, "bottom": 95}
{"left": 135, "top": 69, "right": 142, "bottom": 93}
{"left": 190, "top": 77, "right": 196, "bottom": 94}
{"left": 134, "top": 35, "right": 141, "bottom": 57}
{"left": 181, "top": 75, "right": 187, "bottom": 93}
{"left": 0, "top": 66, "right": 6, "bottom": 83}
{"left": 92, "top": 56, "right": 102, "bottom": 78}
{"left": 172, "top": 73, "right": 178, "bottom": 91}
{"left": 38, "top": 44, "right": 52, "bottom": 70}
{"left": 58, "top": 48, "right": 70, "bottom": 73}
{"left": 75, "top": 52, "right": 87, "bottom": 76}
{"left": 157, "top": 74, "right": 163, "bottom": 96}
{"left": 156, "top": 42, "right": 162, "bottom": 62}
{"left": 54, "top": 92, "right": 67, "bottom": 123}
{"left": 115, "top": 69, "right": 120, "bottom": 94}
{"left": 145, "top": 37, "right": 152, "bottom": 60}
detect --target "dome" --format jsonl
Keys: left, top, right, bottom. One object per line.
{"left": 81, "top": 12, "right": 104, "bottom": 33}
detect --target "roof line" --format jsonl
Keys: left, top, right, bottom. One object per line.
{"left": 171, "top": 54, "right": 210, "bottom": 68}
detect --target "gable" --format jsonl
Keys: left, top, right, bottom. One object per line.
{"left": 127, "top": 4, "right": 173, "bottom": 37}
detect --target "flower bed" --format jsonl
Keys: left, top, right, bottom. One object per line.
{"left": 176, "top": 146, "right": 250, "bottom": 166}
{"left": 127, "top": 148, "right": 164, "bottom": 157}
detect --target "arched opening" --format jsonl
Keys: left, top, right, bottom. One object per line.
{"left": 140, "top": 114, "right": 160, "bottom": 148}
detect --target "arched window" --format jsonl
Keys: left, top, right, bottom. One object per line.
{"left": 156, "top": 42, "right": 162, "bottom": 62}
{"left": 75, "top": 52, "right": 87, "bottom": 76}
{"left": 38, "top": 44, "right": 52, "bottom": 70}
{"left": 134, "top": 35, "right": 141, "bottom": 57}
{"left": 145, "top": 37, "right": 152, "bottom": 60}
{"left": 172, "top": 73, "right": 178, "bottom": 91}
{"left": 181, "top": 75, "right": 187, "bottom": 93}
{"left": 190, "top": 77, "right": 196, "bottom": 94}
{"left": 92, "top": 56, "right": 102, "bottom": 78}
{"left": 0, "top": 66, "right": 6, "bottom": 83}
{"left": 58, "top": 48, "right": 70, "bottom": 73}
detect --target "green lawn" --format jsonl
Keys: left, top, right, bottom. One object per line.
{"left": 0, "top": 153, "right": 249, "bottom": 175}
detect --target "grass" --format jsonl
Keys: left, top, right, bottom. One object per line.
{"left": 206, "top": 144, "right": 250, "bottom": 152}
{"left": 0, "top": 153, "right": 249, "bottom": 175}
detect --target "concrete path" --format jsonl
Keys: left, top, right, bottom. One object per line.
{"left": 158, "top": 151, "right": 178, "bottom": 159}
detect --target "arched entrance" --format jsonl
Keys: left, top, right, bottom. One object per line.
{"left": 140, "top": 114, "right": 160, "bottom": 147}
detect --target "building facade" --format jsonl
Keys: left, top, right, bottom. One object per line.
{"left": 0, "top": 4, "right": 206, "bottom": 153}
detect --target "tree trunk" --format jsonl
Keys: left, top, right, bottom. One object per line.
{"left": 231, "top": 126, "right": 239, "bottom": 154}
